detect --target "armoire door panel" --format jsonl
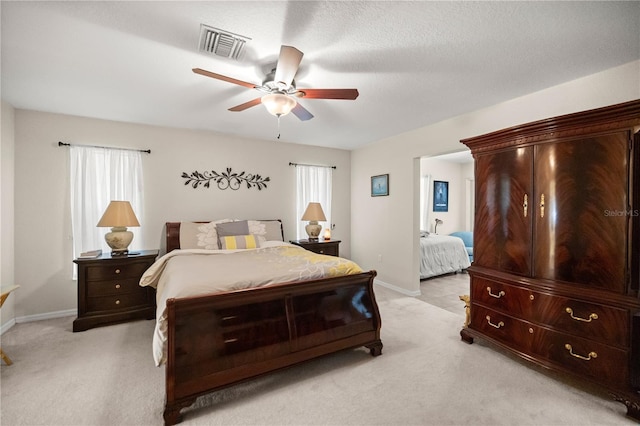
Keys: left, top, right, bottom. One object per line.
{"left": 474, "top": 147, "right": 533, "bottom": 275}
{"left": 534, "top": 133, "right": 629, "bottom": 292}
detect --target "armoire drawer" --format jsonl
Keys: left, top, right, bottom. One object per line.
{"left": 471, "top": 276, "right": 629, "bottom": 347}
{"left": 470, "top": 304, "right": 629, "bottom": 386}
{"left": 469, "top": 304, "right": 533, "bottom": 351}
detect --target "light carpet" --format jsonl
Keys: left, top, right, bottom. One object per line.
{"left": 0, "top": 296, "right": 634, "bottom": 425}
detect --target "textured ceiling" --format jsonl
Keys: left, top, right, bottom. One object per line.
{"left": 2, "top": 1, "right": 639, "bottom": 150}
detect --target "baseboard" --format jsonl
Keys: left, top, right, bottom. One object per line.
{"left": 374, "top": 278, "right": 421, "bottom": 297}
{"left": 15, "top": 309, "right": 76, "bottom": 325}
{"left": 1, "top": 318, "right": 16, "bottom": 335}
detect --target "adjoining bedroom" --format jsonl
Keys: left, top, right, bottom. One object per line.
{"left": 417, "top": 151, "right": 474, "bottom": 313}
{"left": 2, "top": 2, "right": 640, "bottom": 426}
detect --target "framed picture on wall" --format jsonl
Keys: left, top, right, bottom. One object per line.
{"left": 371, "top": 174, "right": 389, "bottom": 197}
{"left": 433, "top": 180, "right": 449, "bottom": 212}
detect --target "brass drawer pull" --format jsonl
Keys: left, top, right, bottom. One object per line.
{"left": 565, "top": 307, "right": 598, "bottom": 322}
{"left": 565, "top": 344, "right": 597, "bottom": 361}
{"left": 523, "top": 194, "right": 528, "bottom": 217}
{"left": 115, "top": 269, "right": 121, "bottom": 274}
{"left": 540, "top": 194, "right": 545, "bottom": 218}
{"left": 486, "top": 315, "right": 504, "bottom": 329}
{"left": 115, "top": 299, "right": 121, "bottom": 305}
{"left": 222, "top": 315, "right": 238, "bottom": 321}
{"left": 115, "top": 284, "right": 121, "bottom": 289}
{"left": 487, "top": 287, "right": 505, "bottom": 299}
{"left": 224, "top": 338, "right": 238, "bottom": 343}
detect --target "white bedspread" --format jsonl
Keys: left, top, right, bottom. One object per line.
{"left": 139, "top": 241, "right": 363, "bottom": 365}
{"left": 420, "top": 234, "right": 471, "bottom": 279}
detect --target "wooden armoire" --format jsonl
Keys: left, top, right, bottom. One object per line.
{"left": 460, "top": 100, "right": 640, "bottom": 420}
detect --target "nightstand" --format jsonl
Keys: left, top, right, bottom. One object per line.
{"left": 290, "top": 239, "right": 341, "bottom": 257}
{"left": 73, "top": 250, "right": 158, "bottom": 332}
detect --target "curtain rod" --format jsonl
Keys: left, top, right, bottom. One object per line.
{"left": 289, "top": 162, "right": 336, "bottom": 169}
{"left": 58, "top": 141, "right": 151, "bottom": 154}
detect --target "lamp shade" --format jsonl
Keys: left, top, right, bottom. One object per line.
{"left": 97, "top": 201, "right": 140, "bottom": 228}
{"left": 261, "top": 93, "right": 297, "bottom": 117}
{"left": 301, "top": 202, "right": 326, "bottom": 222}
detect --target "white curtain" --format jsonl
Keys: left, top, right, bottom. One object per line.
{"left": 295, "top": 165, "right": 332, "bottom": 239}
{"left": 70, "top": 146, "right": 144, "bottom": 267}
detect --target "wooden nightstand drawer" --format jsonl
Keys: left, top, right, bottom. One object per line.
{"left": 86, "top": 278, "right": 142, "bottom": 297}
{"left": 86, "top": 261, "right": 150, "bottom": 281}
{"left": 290, "top": 240, "right": 341, "bottom": 257}
{"left": 73, "top": 250, "right": 158, "bottom": 332}
{"left": 87, "top": 292, "right": 149, "bottom": 312}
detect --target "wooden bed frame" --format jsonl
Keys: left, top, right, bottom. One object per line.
{"left": 161, "top": 221, "right": 383, "bottom": 425}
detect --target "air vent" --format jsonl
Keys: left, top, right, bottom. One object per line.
{"left": 198, "top": 24, "right": 250, "bottom": 60}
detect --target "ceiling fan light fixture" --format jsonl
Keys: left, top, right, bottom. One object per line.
{"left": 261, "top": 93, "right": 296, "bottom": 117}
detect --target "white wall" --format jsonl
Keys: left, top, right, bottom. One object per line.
{"left": 6, "top": 59, "right": 640, "bottom": 321}
{"left": 12, "top": 111, "right": 352, "bottom": 320}
{"left": 352, "top": 60, "right": 640, "bottom": 296}
{"left": 1, "top": 101, "right": 16, "bottom": 330}
{"left": 420, "top": 157, "right": 469, "bottom": 235}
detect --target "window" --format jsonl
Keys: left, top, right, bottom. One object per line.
{"left": 69, "top": 146, "right": 144, "bottom": 273}
{"left": 295, "top": 165, "right": 332, "bottom": 240}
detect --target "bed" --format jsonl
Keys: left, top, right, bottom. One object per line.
{"left": 419, "top": 232, "right": 471, "bottom": 279}
{"left": 140, "top": 220, "right": 382, "bottom": 425}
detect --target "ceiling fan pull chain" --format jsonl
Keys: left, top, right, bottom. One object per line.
{"left": 277, "top": 115, "right": 281, "bottom": 139}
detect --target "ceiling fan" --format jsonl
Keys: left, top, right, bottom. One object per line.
{"left": 193, "top": 45, "right": 359, "bottom": 122}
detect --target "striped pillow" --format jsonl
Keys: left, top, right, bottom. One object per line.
{"left": 219, "top": 234, "right": 258, "bottom": 250}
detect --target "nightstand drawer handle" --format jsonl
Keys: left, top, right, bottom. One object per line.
{"left": 487, "top": 287, "right": 505, "bottom": 299}
{"left": 565, "top": 344, "right": 597, "bottom": 361}
{"left": 319, "top": 250, "right": 324, "bottom": 254}
{"left": 115, "top": 284, "right": 121, "bottom": 289}
{"left": 115, "top": 269, "right": 121, "bottom": 274}
{"left": 565, "top": 307, "right": 598, "bottom": 322}
{"left": 115, "top": 300, "right": 121, "bottom": 305}
{"left": 224, "top": 338, "right": 238, "bottom": 343}
{"left": 486, "top": 315, "right": 504, "bottom": 329}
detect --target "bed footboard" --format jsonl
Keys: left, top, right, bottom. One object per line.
{"left": 163, "top": 270, "right": 381, "bottom": 425}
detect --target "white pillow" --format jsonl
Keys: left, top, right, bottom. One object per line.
{"left": 179, "top": 219, "right": 233, "bottom": 249}
{"left": 248, "top": 220, "right": 283, "bottom": 241}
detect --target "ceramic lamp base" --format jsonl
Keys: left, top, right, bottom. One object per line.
{"left": 104, "top": 226, "right": 134, "bottom": 255}
{"left": 305, "top": 221, "right": 322, "bottom": 241}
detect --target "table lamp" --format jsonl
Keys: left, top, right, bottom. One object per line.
{"left": 301, "top": 202, "right": 326, "bottom": 241}
{"left": 434, "top": 218, "right": 443, "bottom": 234}
{"left": 97, "top": 201, "right": 140, "bottom": 255}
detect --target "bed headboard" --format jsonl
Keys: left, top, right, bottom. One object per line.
{"left": 165, "top": 220, "right": 284, "bottom": 252}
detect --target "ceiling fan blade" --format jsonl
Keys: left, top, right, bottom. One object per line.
{"left": 296, "top": 88, "right": 359, "bottom": 100}
{"left": 228, "top": 97, "right": 262, "bottom": 112}
{"left": 193, "top": 68, "right": 257, "bottom": 89}
{"left": 274, "top": 45, "right": 303, "bottom": 88}
{"left": 291, "top": 103, "right": 314, "bottom": 121}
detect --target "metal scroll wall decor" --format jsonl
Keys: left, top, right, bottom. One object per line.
{"left": 182, "top": 168, "right": 270, "bottom": 190}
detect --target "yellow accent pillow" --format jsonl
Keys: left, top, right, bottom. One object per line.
{"left": 219, "top": 234, "right": 258, "bottom": 250}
